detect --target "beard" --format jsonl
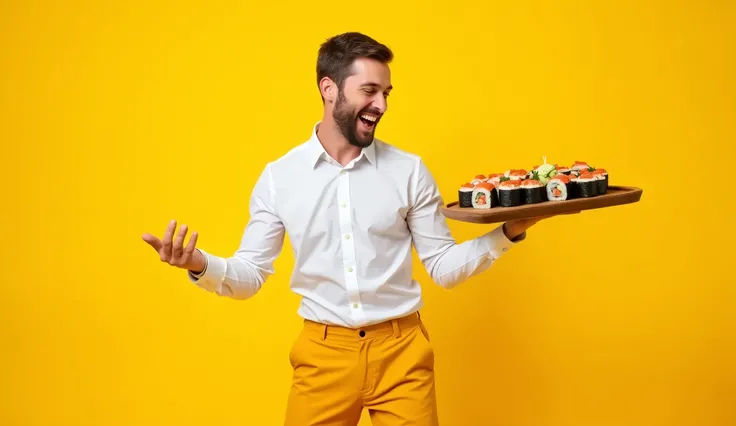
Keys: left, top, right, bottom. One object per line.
{"left": 332, "top": 89, "right": 379, "bottom": 148}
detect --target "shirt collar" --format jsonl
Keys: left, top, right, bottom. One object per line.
{"left": 308, "top": 122, "right": 376, "bottom": 169}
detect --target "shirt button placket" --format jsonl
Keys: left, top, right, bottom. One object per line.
{"left": 337, "top": 167, "right": 363, "bottom": 321}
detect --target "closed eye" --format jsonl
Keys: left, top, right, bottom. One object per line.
{"left": 360, "top": 82, "right": 393, "bottom": 96}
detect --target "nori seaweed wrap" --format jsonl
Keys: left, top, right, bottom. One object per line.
{"left": 575, "top": 172, "right": 598, "bottom": 197}
{"left": 497, "top": 179, "right": 522, "bottom": 207}
{"left": 458, "top": 183, "right": 474, "bottom": 207}
{"left": 593, "top": 169, "right": 608, "bottom": 194}
{"left": 520, "top": 179, "right": 545, "bottom": 204}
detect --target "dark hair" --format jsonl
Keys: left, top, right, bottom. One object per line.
{"left": 316, "top": 32, "right": 393, "bottom": 97}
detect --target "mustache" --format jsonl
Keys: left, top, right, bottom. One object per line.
{"left": 358, "top": 107, "right": 382, "bottom": 117}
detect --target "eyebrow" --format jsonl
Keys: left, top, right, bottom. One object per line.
{"left": 361, "top": 82, "right": 393, "bottom": 91}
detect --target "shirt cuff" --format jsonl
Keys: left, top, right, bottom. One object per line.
{"left": 188, "top": 249, "right": 208, "bottom": 279}
{"left": 480, "top": 225, "right": 524, "bottom": 259}
{"left": 187, "top": 249, "right": 227, "bottom": 291}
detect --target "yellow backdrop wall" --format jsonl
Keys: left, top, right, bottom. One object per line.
{"left": 1, "top": 1, "right": 733, "bottom": 425}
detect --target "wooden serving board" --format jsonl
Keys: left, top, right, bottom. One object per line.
{"left": 442, "top": 185, "right": 643, "bottom": 224}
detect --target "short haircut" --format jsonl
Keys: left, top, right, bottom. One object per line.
{"left": 316, "top": 32, "right": 393, "bottom": 97}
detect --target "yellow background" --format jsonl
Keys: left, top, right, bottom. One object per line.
{"left": 2, "top": 1, "right": 734, "bottom": 425}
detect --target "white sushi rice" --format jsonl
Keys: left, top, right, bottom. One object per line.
{"left": 471, "top": 186, "right": 492, "bottom": 209}
{"left": 546, "top": 180, "right": 568, "bottom": 201}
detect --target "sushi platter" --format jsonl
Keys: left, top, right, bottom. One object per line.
{"left": 442, "top": 160, "right": 643, "bottom": 224}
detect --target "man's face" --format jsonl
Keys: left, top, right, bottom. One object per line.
{"left": 331, "top": 58, "right": 392, "bottom": 148}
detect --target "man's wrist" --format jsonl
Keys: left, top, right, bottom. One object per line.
{"left": 188, "top": 249, "right": 207, "bottom": 275}
{"left": 502, "top": 222, "right": 522, "bottom": 240}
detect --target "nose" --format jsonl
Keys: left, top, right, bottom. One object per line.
{"left": 372, "top": 94, "right": 387, "bottom": 114}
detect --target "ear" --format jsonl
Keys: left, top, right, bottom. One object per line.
{"left": 319, "top": 77, "right": 336, "bottom": 103}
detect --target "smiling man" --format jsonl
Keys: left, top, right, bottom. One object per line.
{"left": 318, "top": 37, "right": 392, "bottom": 156}
{"left": 142, "top": 32, "right": 551, "bottom": 426}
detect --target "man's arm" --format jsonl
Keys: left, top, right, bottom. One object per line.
{"left": 139, "top": 163, "right": 286, "bottom": 300}
{"left": 187, "top": 163, "right": 286, "bottom": 300}
{"left": 406, "top": 158, "right": 527, "bottom": 289}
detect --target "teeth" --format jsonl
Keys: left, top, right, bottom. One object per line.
{"left": 360, "top": 114, "right": 377, "bottom": 122}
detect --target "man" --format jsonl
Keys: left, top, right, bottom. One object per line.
{"left": 142, "top": 32, "right": 551, "bottom": 426}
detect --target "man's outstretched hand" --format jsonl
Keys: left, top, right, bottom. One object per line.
{"left": 142, "top": 220, "right": 206, "bottom": 274}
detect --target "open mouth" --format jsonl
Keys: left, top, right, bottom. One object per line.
{"left": 358, "top": 113, "right": 378, "bottom": 129}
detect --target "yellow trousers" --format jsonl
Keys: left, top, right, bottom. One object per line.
{"left": 284, "top": 312, "right": 439, "bottom": 426}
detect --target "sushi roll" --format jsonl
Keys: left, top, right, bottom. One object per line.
{"left": 471, "top": 174, "right": 487, "bottom": 186}
{"left": 497, "top": 179, "right": 522, "bottom": 207}
{"left": 487, "top": 173, "right": 504, "bottom": 187}
{"left": 546, "top": 174, "right": 572, "bottom": 201}
{"left": 487, "top": 173, "right": 504, "bottom": 196}
{"left": 458, "top": 183, "right": 474, "bottom": 207}
{"left": 556, "top": 165, "right": 572, "bottom": 175}
{"left": 571, "top": 161, "right": 589, "bottom": 172}
{"left": 471, "top": 182, "right": 498, "bottom": 209}
{"left": 504, "top": 169, "right": 527, "bottom": 181}
{"left": 568, "top": 174, "right": 580, "bottom": 198}
{"left": 592, "top": 168, "right": 608, "bottom": 194}
{"left": 574, "top": 172, "right": 598, "bottom": 197}
{"left": 521, "top": 179, "right": 545, "bottom": 204}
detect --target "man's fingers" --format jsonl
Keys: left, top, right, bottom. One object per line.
{"left": 172, "top": 224, "right": 188, "bottom": 261}
{"left": 145, "top": 220, "right": 200, "bottom": 268}
{"left": 184, "top": 231, "right": 198, "bottom": 256}
{"left": 161, "top": 219, "right": 176, "bottom": 261}
{"left": 177, "top": 231, "right": 199, "bottom": 267}
{"left": 141, "top": 233, "right": 163, "bottom": 252}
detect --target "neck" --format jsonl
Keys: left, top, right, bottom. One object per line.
{"left": 316, "top": 115, "right": 362, "bottom": 167}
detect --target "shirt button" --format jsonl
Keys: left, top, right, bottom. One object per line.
{"left": 348, "top": 267, "right": 353, "bottom": 272}
{"left": 352, "top": 303, "right": 359, "bottom": 309}
{"left": 503, "top": 247, "right": 508, "bottom": 252}
{"left": 341, "top": 203, "right": 347, "bottom": 208}
{"left": 345, "top": 234, "right": 351, "bottom": 240}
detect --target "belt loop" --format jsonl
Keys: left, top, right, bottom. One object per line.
{"left": 391, "top": 319, "right": 401, "bottom": 338}
{"left": 322, "top": 324, "right": 328, "bottom": 340}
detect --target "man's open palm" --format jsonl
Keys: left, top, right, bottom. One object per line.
{"left": 142, "top": 220, "right": 203, "bottom": 272}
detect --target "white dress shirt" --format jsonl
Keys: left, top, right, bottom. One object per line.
{"left": 189, "top": 122, "right": 524, "bottom": 327}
